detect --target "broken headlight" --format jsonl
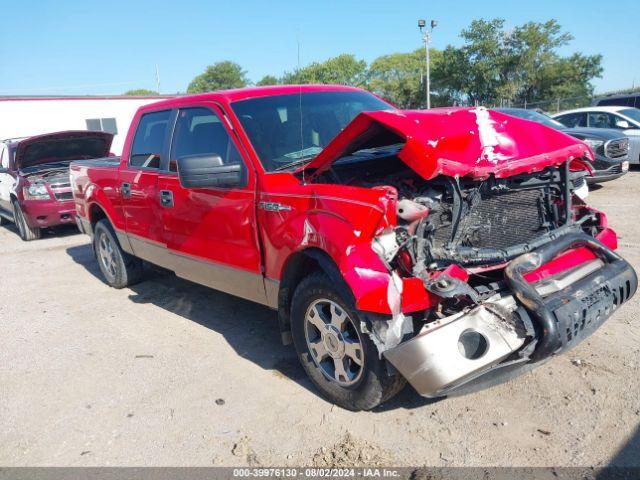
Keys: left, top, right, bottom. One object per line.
{"left": 23, "top": 183, "right": 51, "bottom": 200}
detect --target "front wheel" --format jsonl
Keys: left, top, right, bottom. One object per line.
{"left": 291, "top": 272, "right": 405, "bottom": 411}
{"left": 12, "top": 200, "right": 41, "bottom": 241}
{"left": 93, "top": 219, "right": 143, "bottom": 288}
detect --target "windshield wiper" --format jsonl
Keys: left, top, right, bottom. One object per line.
{"left": 273, "top": 155, "right": 317, "bottom": 171}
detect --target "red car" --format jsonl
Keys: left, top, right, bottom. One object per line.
{"left": 0, "top": 131, "right": 113, "bottom": 240}
{"left": 70, "top": 85, "right": 637, "bottom": 410}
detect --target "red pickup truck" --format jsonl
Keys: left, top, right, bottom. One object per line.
{"left": 70, "top": 85, "right": 637, "bottom": 410}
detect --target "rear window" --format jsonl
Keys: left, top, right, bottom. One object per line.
{"left": 130, "top": 110, "right": 171, "bottom": 168}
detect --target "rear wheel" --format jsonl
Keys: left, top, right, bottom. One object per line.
{"left": 291, "top": 272, "right": 405, "bottom": 411}
{"left": 93, "top": 219, "right": 143, "bottom": 288}
{"left": 12, "top": 200, "right": 41, "bottom": 241}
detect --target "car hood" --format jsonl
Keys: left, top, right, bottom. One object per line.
{"left": 561, "top": 127, "right": 625, "bottom": 141}
{"left": 300, "top": 107, "right": 593, "bottom": 181}
{"left": 15, "top": 131, "right": 114, "bottom": 170}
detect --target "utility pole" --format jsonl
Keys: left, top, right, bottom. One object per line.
{"left": 418, "top": 19, "right": 437, "bottom": 109}
{"left": 155, "top": 64, "right": 161, "bottom": 95}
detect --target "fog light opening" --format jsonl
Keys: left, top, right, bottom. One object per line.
{"left": 458, "top": 329, "right": 489, "bottom": 360}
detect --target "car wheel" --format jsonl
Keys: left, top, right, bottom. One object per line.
{"left": 12, "top": 200, "right": 41, "bottom": 241}
{"left": 291, "top": 272, "right": 405, "bottom": 411}
{"left": 93, "top": 219, "right": 143, "bottom": 288}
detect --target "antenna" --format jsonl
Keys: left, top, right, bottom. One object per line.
{"left": 155, "top": 64, "right": 161, "bottom": 94}
{"left": 297, "top": 30, "right": 305, "bottom": 183}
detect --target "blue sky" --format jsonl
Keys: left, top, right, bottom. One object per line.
{"left": 1, "top": 0, "right": 638, "bottom": 96}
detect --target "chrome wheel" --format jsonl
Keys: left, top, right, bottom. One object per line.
{"left": 98, "top": 231, "right": 117, "bottom": 279}
{"left": 304, "top": 299, "right": 364, "bottom": 386}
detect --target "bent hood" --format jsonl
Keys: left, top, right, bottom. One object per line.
{"left": 300, "top": 107, "right": 593, "bottom": 180}
{"left": 15, "top": 130, "right": 114, "bottom": 170}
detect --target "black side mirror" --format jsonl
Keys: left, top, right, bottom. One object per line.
{"left": 177, "top": 154, "right": 245, "bottom": 189}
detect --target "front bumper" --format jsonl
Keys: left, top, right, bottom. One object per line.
{"left": 587, "top": 160, "right": 629, "bottom": 184}
{"left": 20, "top": 199, "right": 76, "bottom": 228}
{"left": 384, "top": 234, "right": 637, "bottom": 397}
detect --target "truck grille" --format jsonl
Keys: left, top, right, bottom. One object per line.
{"left": 605, "top": 138, "right": 629, "bottom": 159}
{"left": 433, "top": 188, "right": 548, "bottom": 251}
{"left": 49, "top": 182, "right": 73, "bottom": 202}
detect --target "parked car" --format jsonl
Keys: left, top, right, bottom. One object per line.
{"left": 0, "top": 131, "right": 113, "bottom": 240}
{"left": 70, "top": 86, "right": 637, "bottom": 410}
{"left": 496, "top": 108, "right": 629, "bottom": 184}
{"left": 552, "top": 106, "right": 640, "bottom": 164}
{"left": 592, "top": 93, "right": 640, "bottom": 109}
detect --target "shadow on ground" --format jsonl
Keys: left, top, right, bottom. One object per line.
{"left": 66, "top": 243, "right": 438, "bottom": 411}
{"left": 1, "top": 222, "right": 80, "bottom": 240}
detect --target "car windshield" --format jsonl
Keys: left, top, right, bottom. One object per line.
{"left": 496, "top": 108, "right": 564, "bottom": 130}
{"left": 620, "top": 108, "right": 640, "bottom": 124}
{"left": 231, "top": 91, "right": 392, "bottom": 171}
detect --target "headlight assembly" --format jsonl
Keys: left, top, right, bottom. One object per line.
{"left": 23, "top": 183, "right": 51, "bottom": 200}
{"left": 583, "top": 138, "right": 604, "bottom": 152}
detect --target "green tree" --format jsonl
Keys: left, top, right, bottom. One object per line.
{"left": 256, "top": 75, "right": 279, "bottom": 86}
{"left": 187, "top": 61, "right": 248, "bottom": 93}
{"left": 367, "top": 49, "right": 424, "bottom": 108}
{"left": 123, "top": 88, "right": 158, "bottom": 96}
{"left": 282, "top": 54, "right": 367, "bottom": 86}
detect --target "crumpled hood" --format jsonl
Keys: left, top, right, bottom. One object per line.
{"left": 15, "top": 130, "right": 113, "bottom": 170}
{"left": 301, "top": 107, "right": 593, "bottom": 180}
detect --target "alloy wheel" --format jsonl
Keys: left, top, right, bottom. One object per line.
{"left": 304, "top": 298, "right": 365, "bottom": 386}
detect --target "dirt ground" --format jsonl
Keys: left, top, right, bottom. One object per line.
{"left": 1, "top": 171, "right": 639, "bottom": 468}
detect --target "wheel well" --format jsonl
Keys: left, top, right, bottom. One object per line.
{"left": 277, "top": 248, "right": 351, "bottom": 345}
{"left": 89, "top": 203, "right": 108, "bottom": 229}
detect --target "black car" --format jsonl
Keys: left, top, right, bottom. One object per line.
{"left": 496, "top": 108, "right": 629, "bottom": 184}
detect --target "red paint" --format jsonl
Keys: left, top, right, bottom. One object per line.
{"left": 303, "top": 108, "right": 594, "bottom": 181}
{"left": 70, "top": 86, "right": 620, "bottom": 317}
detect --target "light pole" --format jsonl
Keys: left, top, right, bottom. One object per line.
{"left": 418, "top": 19, "right": 437, "bottom": 109}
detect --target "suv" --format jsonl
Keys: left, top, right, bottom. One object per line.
{"left": 0, "top": 131, "right": 113, "bottom": 240}
{"left": 496, "top": 108, "right": 629, "bottom": 183}
{"left": 592, "top": 93, "right": 640, "bottom": 109}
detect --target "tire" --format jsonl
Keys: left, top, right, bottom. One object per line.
{"left": 93, "top": 219, "right": 143, "bottom": 288}
{"left": 291, "top": 272, "right": 406, "bottom": 411}
{"left": 12, "top": 200, "right": 41, "bottom": 241}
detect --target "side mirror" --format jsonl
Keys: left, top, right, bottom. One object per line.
{"left": 615, "top": 119, "right": 631, "bottom": 129}
{"left": 177, "top": 154, "right": 245, "bottom": 189}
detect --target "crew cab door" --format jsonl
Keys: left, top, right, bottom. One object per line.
{"left": 119, "top": 109, "right": 174, "bottom": 262}
{"left": 156, "top": 104, "right": 268, "bottom": 305}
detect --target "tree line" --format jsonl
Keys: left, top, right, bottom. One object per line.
{"left": 126, "top": 18, "right": 603, "bottom": 110}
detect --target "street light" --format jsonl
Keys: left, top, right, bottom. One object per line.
{"left": 418, "top": 19, "right": 437, "bottom": 109}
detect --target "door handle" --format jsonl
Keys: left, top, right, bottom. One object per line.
{"left": 159, "top": 189, "right": 174, "bottom": 208}
{"left": 121, "top": 183, "right": 131, "bottom": 198}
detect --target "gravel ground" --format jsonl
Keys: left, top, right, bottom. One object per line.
{"left": 1, "top": 171, "right": 639, "bottom": 467}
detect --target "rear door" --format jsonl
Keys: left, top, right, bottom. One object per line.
{"left": 119, "top": 109, "right": 175, "bottom": 264}
{"left": 156, "top": 104, "right": 268, "bottom": 305}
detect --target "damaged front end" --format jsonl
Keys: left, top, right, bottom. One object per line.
{"left": 306, "top": 108, "right": 638, "bottom": 398}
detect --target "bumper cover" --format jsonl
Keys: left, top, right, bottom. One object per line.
{"left": 384, "top": 234, "right": 637, "bottom": 397}
{"left": 20, "top": 199, "right": 76, "bottom": 228}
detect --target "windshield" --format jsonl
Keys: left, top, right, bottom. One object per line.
{"left": 496, "top": 108, "right": 564, "bottom": 130}
{"left": 231, "top": 91, "right": 392, "bottom": 171}
{"left": 620, "top": 108, "right": 640, "bottom": 124}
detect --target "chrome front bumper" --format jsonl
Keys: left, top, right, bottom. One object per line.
{"left": 384, "top": 239, "right": 637, "bottom": 398}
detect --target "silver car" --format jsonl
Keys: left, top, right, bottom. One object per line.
{"left": 552, "top": 106, "right": 640, "bottom": 164}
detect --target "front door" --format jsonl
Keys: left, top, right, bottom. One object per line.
{"left": 119, "top": 109, "right": 173, "bottom": 264}
{"left": 157, "top": 105, "right": 267, "bottom": 305}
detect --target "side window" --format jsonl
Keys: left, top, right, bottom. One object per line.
{"left": 129, "top": 110, "right": 171, "bottom": 168}
{"left": 169, "top": 107, "right": 242, "bottom": 173}
{"left": 556, "top": 113, "right": 585, "bottom": 128}
{"left": 587, "top": 112, "right": 616, "bottom": 129}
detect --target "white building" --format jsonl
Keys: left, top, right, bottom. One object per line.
{"left": 0, "top": 96, "right": 172, "bottom": 155}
